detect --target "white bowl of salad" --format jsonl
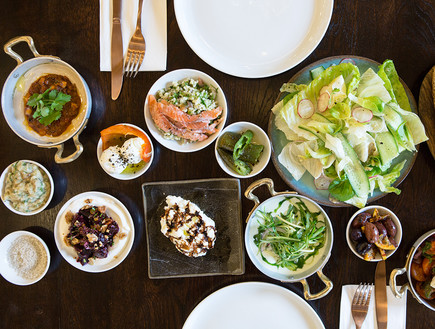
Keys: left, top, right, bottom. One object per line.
{"left": 144, "top": 69, "right": 227, "bottom": 153}
{"left": 269, "top": 56, "right": 428, "bottom": 208}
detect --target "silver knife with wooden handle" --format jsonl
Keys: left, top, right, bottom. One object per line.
{"left": 111, "top": 0, "right": 123, "bottom": 100}
{"left": 375, "top": 260, "right": 388, "bottom": 329}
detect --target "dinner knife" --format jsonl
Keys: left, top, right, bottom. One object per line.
{"left": 375, "top": 260, "right": 388, "bottom": 329}
{"left": 111, "top": 0, "right": 123, "bottom": 100}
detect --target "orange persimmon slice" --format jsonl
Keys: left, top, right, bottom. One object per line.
{"left": 100, "top": 124, "right": 152, "bottom": 162}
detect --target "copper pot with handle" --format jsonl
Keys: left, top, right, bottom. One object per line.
{"left": 390, "top": 229, "right": 435, "bottom": 311}
{"left": 244, "top": 178, "right": 334, "bottom": 300}
{"left": 1, "top": 36, "right": 92, "bottom": 163}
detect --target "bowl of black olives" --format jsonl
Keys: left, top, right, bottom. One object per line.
{"left": 346, "top": 205, "right": 402, "bottom": 261}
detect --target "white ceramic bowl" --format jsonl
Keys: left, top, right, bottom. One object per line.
{"left": 0, "top": 231, "right": 50, "bottom": 285}
{"left": 54, "top": 191, "right": 134, "bottom": 273}
{"left": 97, "top": 123, "right": 154, "bottom": 180}
{"left": 346, "top": 205, "right": 402, "bottom": 262}
{"left": 0, "top": 160, "right": 54, "bottom": 216}
{"left": 144, "top": 69, "right": 227, "bottom": 153}
{"left": 215, "top": 121, "right": 271, "bottom": 178}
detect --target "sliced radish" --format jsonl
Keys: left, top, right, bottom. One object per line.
{"left": 352, "top": 107, "right": 373, "bottom": 123}
{"left": 314, "top": 174, "right": 333, "bottom": 190}
{"left": 317, "top": 92, "right": 330, "bottom": 113}
{"left": 297, "top": 99, "right": 315, "bottom": 119}
{"left": 339, "top": 58, "right": 356, "bottom": 65}
{"left": 320, "top": 86, "right": 330, "bottom": 95}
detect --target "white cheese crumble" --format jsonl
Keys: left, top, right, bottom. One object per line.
{"left": 160, "top": 195, "right": 216, "bottom": 257}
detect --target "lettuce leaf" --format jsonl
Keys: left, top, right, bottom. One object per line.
{"left": 378, "top": 60, "right": 412, "bottom": 112}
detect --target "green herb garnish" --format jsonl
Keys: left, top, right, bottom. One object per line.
{"left": 253, "top": 197, "right": 326, "bottom": 270}
{"left": 27, "top": 89, "right": 71, "bottom": 125}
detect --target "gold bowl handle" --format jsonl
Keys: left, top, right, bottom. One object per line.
{"left": 40, "top": 120, "right": 87, "bottom": 164}
{"left": 299, "top": 269, "right": 333, "bottom": 300}
{"left": 4, "top": 36, "right": 42, "bottom": 66}
{"left": 244, "top": 178, "right": 296, "bottom": 223}
{"left": 389, "top": 267, "right": 411, "bottom": 298}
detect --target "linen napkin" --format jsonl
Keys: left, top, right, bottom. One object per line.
{"left": 99, "top": 0, "right": 167, "bottom": 71}
{"left": 340, "top": 285, "right": 407, "bottom": 329}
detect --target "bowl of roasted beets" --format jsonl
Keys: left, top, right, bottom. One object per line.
{"left": 346, "top": 205, "right": 402, "bottom": 261}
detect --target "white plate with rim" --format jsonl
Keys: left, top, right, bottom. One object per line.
{"left": 144, "top": 69, "right": 227, "bottom": 153}
{"left": 54, "top": 191, "right": 134, "bottom": 273}
{"left": 183, "top": 281, "right": 325, "bottom": 329}
{"left": 174, "top": 0, "right": 334, "bottom": 78}
{"left": 0, "top": 230, "right": 50, "bottom": 285}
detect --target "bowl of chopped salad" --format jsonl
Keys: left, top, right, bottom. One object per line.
{"left": 244, "top": 178, "right": 333, "bottom": 300}
{"left": 144, "top": 69, "right": 227, "bottom": 153}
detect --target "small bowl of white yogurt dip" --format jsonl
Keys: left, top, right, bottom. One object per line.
{"left": 0, "top": 160, "right": 54, "bottom": 215}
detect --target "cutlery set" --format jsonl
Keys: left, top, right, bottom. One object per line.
{"left": 111, "top": 0, "right": 145, "bottom": 100}
{"left": 351, "top": 261, "right": 388, "bottom": 329}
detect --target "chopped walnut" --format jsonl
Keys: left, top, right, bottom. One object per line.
{"left": 86, "top": 233, "right": 98, "bottom": 243}
{"left": 65, "top": 211, "right": 74, "bottom": 224}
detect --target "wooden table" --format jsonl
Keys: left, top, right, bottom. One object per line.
{"left": 0, "top": 1, "right": 434, "bottom": 328}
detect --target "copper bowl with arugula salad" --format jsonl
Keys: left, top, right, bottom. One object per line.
{"left": 268, "top": 56, "right": 428, "bottom": 207}
{"left": 1, "top": 36, "right": 91, "bottom": 164}
{"left": 244, "top": 178, "right": 333, "bottom": 301}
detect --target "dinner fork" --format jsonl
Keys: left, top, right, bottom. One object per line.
{"left": 124, "top": 0, "right": 145, "bottom": 78}
{"left": 351, "top": 283, "right": 373, "bottom": 329}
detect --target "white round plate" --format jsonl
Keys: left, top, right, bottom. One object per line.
{"left": 144, "top": 69, "right": 227, "bottom": 153}
{"left": 0, "top": 160, "right": 54, "bottom": 216}
{"left": 96, "top": 123, "right": 154, "bottom": 180}
{"left": 183, "top": 281, "right": 325, "bottom": 329}
{"left": 174, "top": 0, "right": 334, "bottom": 78}
{"left": 54, "top": 191, "right": 134, "bottom": 272}
{"left": 0, "top": 231, "right": 50, "bottom": 285}
{"left": 215, "top": 121, "right": 271, "bottom": 178}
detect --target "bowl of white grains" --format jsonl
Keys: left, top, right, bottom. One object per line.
{"left": 0, "top": 231, "right": 50, "bottom": 285}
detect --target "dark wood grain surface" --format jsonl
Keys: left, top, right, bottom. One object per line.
{"left": 0, "top": 1, "right": 434, "bottom": 328}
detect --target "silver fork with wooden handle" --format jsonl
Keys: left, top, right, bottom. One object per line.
{"left": 124, "top": 0, "right": 145, "bottom": 78}
{"left": 351, "top": 283, "right": 374, "bottom": 329}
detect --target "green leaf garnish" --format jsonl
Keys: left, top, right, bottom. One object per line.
{"left": 27, "top": 89, "right": 71, "bottom": 126}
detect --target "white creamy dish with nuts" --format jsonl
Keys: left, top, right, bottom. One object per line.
{"left": 160, "top": 195, "right": 216, "bottom": 257}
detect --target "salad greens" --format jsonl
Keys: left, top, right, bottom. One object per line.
{"left": 253, "top": 197, "right": 326, "bottom": 270}
{"left": 272, "top": 59, "right": 428, "bottom": 207}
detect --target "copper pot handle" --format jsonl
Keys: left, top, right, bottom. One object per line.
{"left": 40, "top": 120, "right": 87, "bottom": 164}
{"left": 4, "top": 36, "right": 43, "bottom": 66}
{"left": 389, "top": 267, "right": 409, "bottom": 298}
{"left": 244, "top": 178, "right": 297, "bottom": 223}
{"left": 299, "top": 269, "right": 333, "bottom": 300}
